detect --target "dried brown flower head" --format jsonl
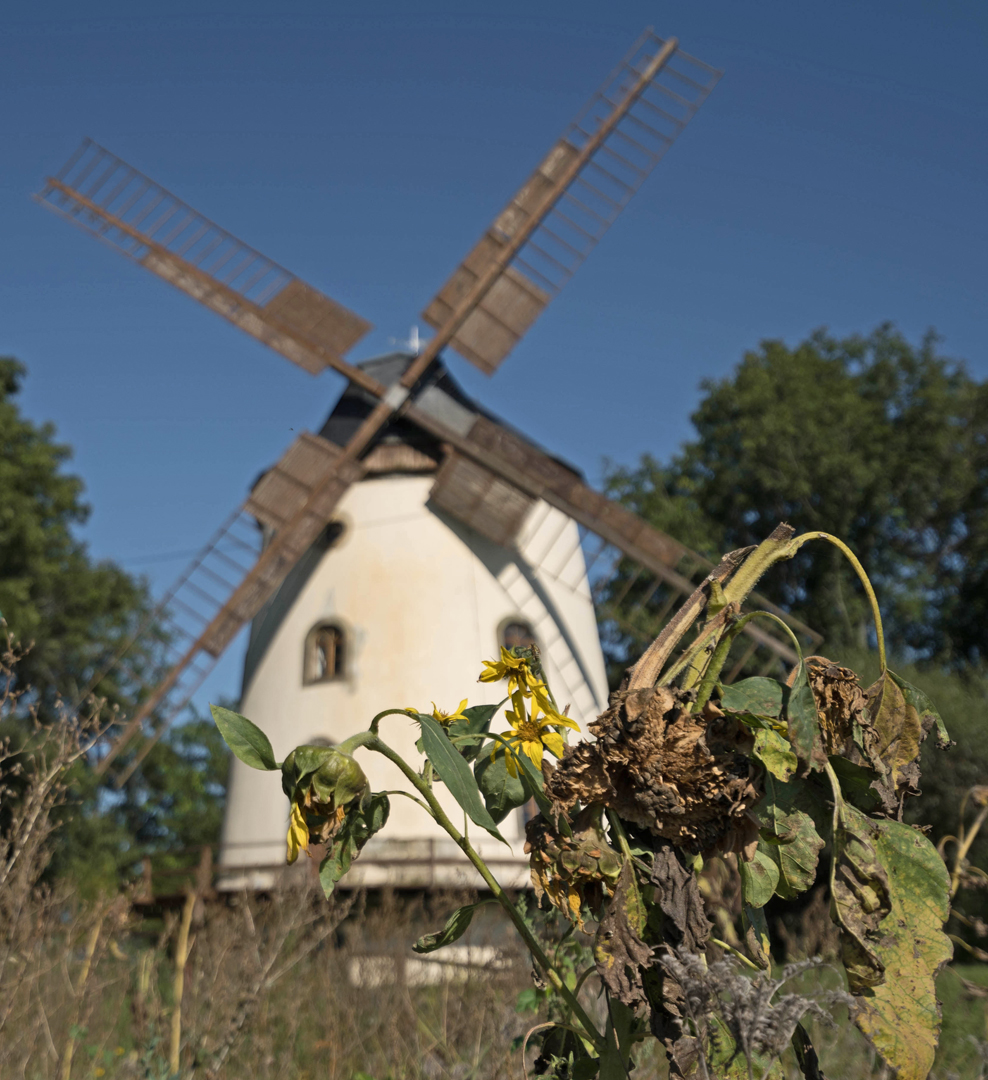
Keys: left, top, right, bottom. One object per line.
{"left": 544, "top": 685, "right": 760, "bottom": 854}
{"left": 524, "top": 805, "right": 623, "bottom": 928}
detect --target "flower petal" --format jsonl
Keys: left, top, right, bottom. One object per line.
{"left": 541, "top": 731, "right": 565, "bottom": 759}
{"left": 286, "top": 801, "right": 309, "bottom": 865}
{"left": 524, "top": 738, "right": 544, "bottom": 769}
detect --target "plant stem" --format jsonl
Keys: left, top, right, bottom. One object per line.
{"left": 688, "top": 628, "right": 737, "bottom": 711}
{"left": 606, "top": 809, "right": 635, "bottom": 863}
{"left": 59, "top": 914, "right": 104, "bottom": 1080}
{"left": 711, "top": 938, "right": 759, "bottom": 970}
{"left": 659, "top": 607, "right": 734, "bottom": 688}
{"left": 721, "top": 526, "right": 800, "bottom": 609}
{"left": 362, "top": 734, "right": 605, "bottom": 1052}
{"left": 949, "top": 801, "right": 988, "bottom": 901}
{"left": 790, "top": 532, "right": 886, "bottom": 672}
{"left": 695, "top": 610, "right": 807, "bottom": 709}
{"left": 368, "top": 708, "right": 416, "bottom": 735}
{"left": 170, "top": 888, "right": 196, "bottom": 1076}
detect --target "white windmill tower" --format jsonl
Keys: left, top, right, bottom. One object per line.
{"left": 36, "top": 30, "right": 813, "bottom": 888}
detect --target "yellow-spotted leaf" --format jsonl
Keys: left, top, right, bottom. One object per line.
{"left": 848, "top": 816, "right": 952, "bottom": 1079}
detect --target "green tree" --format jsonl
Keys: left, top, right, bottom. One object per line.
{"left": 606, "top": 325, "right": 988, "bottom": 666}
{"left": 0, "top": 357, "right": 228, "bottom": 889}
{"left": 0, "top": 357, "right": 160, "bottom": 710}
{"left": 51, "top": 713, "right": 229, "bottom": 894}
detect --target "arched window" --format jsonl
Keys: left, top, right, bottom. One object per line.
{"left": 500, "top": 619, "right": 537, "bottom": 652}
{"left": 304, "top": 623, "right": 346, "bottom": 685}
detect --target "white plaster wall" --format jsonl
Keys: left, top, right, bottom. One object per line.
{"left": 220, "top": 473, "right": 608, "bottom": 884}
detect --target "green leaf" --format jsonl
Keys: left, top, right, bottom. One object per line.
{"left": 754, "top": 773, "right": 826, "bottom": 900}
{"left": 415, "top": 713, "right": 509, "bottom": 845}
{"left": 318, "top": 793, "right": 390, "bottom": 898}
{"left": 719, "top": 676, "right": 784, "bottom": 718}
{"left": 448, "top": 702, "right": 502, "bottom": 763}
{"left": 828, "top": 754, "right": 883, "bottom": 813}
{"left": 474, "top": 747, "right": 528, "bottom": 823}
{"left": 484, "top": 729, "right": 554, "bottom": 818}
{"left": 515, "top": 987, "right": 543, "bottom": 1014}
{"left": 210, "top": 704, "right": 277, "bottom": 771}
{"left": 786, "top": 661, "right": 825, "bottom": 771}
{"left": 888, "top": 670, "right": 951, "bottom": 750}
{"left": 753, "top": 728, "right": 797, "bottom": 781}
{"left": 412, "top": 899, "right": 494, "bottom": 953}
{"left": 705, "top": 1017, "right": 787, "bottom": 1079}
{"left": 835, "top": 808, "right": 952, "bottom": 1080}
{"left": 739, "top": 845, "right": 779, "bottom": 908}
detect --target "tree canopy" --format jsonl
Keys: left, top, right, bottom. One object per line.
{"left": 606, "top": 325, "right": 988, "bottom": 668}
{"left": 0, "top": 357, "right": 228, "bottom": 888}
{"left": 0, "top": 357, "right": 160, "bottom": 710}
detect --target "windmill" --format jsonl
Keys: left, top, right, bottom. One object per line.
{"left": 37, "top": 30, "right": 819, "bottom": 887}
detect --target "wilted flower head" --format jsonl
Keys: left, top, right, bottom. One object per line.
{"left": 281, "top": 745, "right": 369, "bottom": 864}
{"left": 545, "top": 685, "right": 759, "bottom": 854}
{"left": 524, "top": 805, "right": 622, "bottom": 929}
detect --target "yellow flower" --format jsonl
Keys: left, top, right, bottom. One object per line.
{"left": 479, "top": 646, "right": 528, "bottom": 683}
{"left": 479, "top": 647, "right": 543, "bottom": 696}
{"left": 430, "top": 699, "right": 469, "bottom": 726}
{"left": 502, "top": 687, "right": 579, "bottom": 777}
{"left": 529, "top": 680, "right": 576, "bottom": 727}
{"left": 286, "top": 800, "right": 309, "bottom": 864}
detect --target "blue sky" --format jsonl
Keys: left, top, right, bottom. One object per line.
{"left": 3, "top": 0, "right": 986, "bottom": 702}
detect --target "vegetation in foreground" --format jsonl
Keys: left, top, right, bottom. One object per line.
{"left": 215, "top": 525, "right": 971, "bottom": 1078}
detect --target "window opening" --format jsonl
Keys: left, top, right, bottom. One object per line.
{"left": 304, "top": 623, "right": 345, "bottom": 685}
{"left": 501, "top": 620, "right": 537, "bottom": 651}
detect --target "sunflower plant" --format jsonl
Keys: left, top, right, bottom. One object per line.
{"left": 213, "top": 524, "right": 956, "bottom": 1080}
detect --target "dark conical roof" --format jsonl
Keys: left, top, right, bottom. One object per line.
{"left": 318, "top": 351, "right": 582, "bottom": 480}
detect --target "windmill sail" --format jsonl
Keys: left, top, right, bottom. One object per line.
{"left": 37, "top": 140, "right": 372, "bottom": 377}
{"left": 37, "top": 29, "right": 794, "bottom": 790}
{"left": 422, "top": 30, "right": 721, "bottom": 374}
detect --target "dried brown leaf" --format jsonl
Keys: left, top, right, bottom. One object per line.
{"left": 594, "top": 860, "right": 652, "bottom": 1007}
{"left": 649, "top": 841, "right": 711, "bottom": 953}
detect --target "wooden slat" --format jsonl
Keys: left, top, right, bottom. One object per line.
{"left": 201, "top": 464, "right": 359, "bottom": 656}
{"left": 37, "top": 142, "right": 374, "bottom": 381}
{"left": 244, "top": 432, "right": 344, "bottom": 529}
{"left": 429, "top": 451, "right": 536, "bottom": 547}
{"left": 419, "top": 32, "right": 720, "bottom": 376}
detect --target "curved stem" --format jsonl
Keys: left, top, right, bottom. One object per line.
{"left": 361, "top": 734, "right": 605, "bottom": 1051}
{"left": 337, "top": 730, "right": 378, "bottom": 755}
{"left": 379, "top": 789, "right": 432, "bottom": 813}
{"left": 711, "top": 938, "right": 759, "bottom": 971}
{"left": 369, "top": 708, "right": 417, "bottom": 735}
{"left": 791, "top": 532, "right": 886, "bottom": 672}
{"left": 950, "top": 802, "right": 988, "bottom": 900}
